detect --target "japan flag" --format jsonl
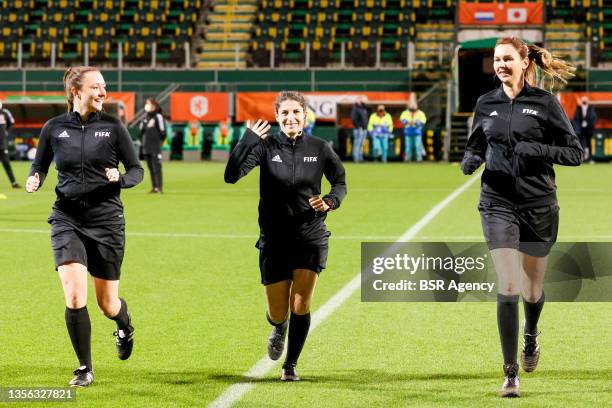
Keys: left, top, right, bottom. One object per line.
{"left": 507, "top": 8, "right": 527, "bottom": 23}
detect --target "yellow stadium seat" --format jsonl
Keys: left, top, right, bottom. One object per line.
{"left": 89, "top": 41, "right": 98, "bottom": 56}
{"left": 136, "top": 41, "right": 145, "bottom": 57}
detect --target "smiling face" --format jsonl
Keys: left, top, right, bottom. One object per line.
{"left": 275, "top": 99, "right": 305, "bottom": 137}
{"left": 73, "top": 71, "right": 106, "bottom": 113}
{"left": 493, "top": 44, "right": 529, "bottom": 87}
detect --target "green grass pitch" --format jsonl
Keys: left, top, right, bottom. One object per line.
{"left": 0, "top": 161, "right": 610, "bottom": 407}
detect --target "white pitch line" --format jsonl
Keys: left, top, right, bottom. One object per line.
{"left": 207, "top": 171, "right": 483, "bottom": 408}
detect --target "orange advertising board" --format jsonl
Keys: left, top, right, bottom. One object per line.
{"left": 0, "top": 91, "right": 136, "bottom": 124}
{"left": 558, "top": 92, "right": 612, "bottom": 129}
{"left": 236, "top": 92, "right": 412, "bottom": 122}
{"left": 169, "top": 92, "right": 229, "bottom": 122}
{"left": 458, "top": 2, "right": 543, "bottom": 25}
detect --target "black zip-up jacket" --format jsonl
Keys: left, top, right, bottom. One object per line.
{"left": 139, "top": 111, "right": 166, "bottom": 155}
{"left": 0, "top": 108, "right": 15, "bottom": 149}
{"left": 351, "top": 104, "right": 369, "bottom": 129}
{"left": 224, "top": 129, "right": 347, "bottom": 246}
{"left": 465, "top": 83, "right": 583, "bottom": 208}
{"left": 29, "top": 111, "right": 144, "bottom": 225}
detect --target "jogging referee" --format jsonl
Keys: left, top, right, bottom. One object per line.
{"left": 25, "top": 66, "right": 144, "bottom": 387}
{"left": 461, "top": 37, "right": 582, "bottom": 397}
{"left": 0, "top": 101, "right": 20, "bottom": 188}
{"left": 139, "top": 98, "right": 166, "bottom": 193}
{"left": 225, "top": 91, "right": 346, "bottom": 381}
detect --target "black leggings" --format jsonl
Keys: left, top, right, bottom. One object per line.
{"left": 0, "top": 149, "right": 16, "bottom": 185}
{"left": 144, "top": 153, "right": 163, "bottom": 190}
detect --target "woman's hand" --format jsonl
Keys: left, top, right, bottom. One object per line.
{"left": 309, "top": 196, "right": 331, "bottom": 213}
{"left": 105, "top": 168, "right": 120, "bottom": 183}
{"left": 247, "top": 119, "right": 271, "bottom": 139}
{"left": 25, "top": 173, "right": 40, "bottom": 193}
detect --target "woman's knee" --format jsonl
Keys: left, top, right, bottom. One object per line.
{"left": 498, "top": 284, "right": 520, "bottom": 296}
{"left": 64, "top": 291, "right": 87, "bottom": 309}
{"left": 96, "top": 296, "right": 119, "bottom": 317}
{"left": 267, "top": 303, "right": 289, "bottom": 322}
{"left": 290, "top": 294, "right": 311, "bottom": 315}
{"left": 521, "top": 287, "right": 543, "bottom": 303}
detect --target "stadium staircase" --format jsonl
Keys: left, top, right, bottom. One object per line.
{"left": 545, "top": 23, "right": 586, "bottom": 67}
{"left": 195, "top": 0, "right": 258, "bottom": 68}
{"left": 448, "top": 112, "right": 471, "bottom": 162}
{"left": 413, "top": 22, "right": 454, "bottom": 79}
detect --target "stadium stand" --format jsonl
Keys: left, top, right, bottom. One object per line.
{"left": 249, "top": 0, "right": 455, "bottom": 69}
{"left": 196, "top": 0, "right": 257, "bottom": 68}
{"left": 0, "top": 0, "right": 201, "bottom": 66}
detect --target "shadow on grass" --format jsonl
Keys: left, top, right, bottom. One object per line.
{"left": 141, "top": 367, "right": 612, "bottom": 386}
{"left": 4, "top": 366, "right": 610, "bottom": 390}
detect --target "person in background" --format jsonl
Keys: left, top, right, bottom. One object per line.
{"left": 0, "top": 101, "right": 20, "bottom": 188}
{"left": 351, "top": 96, "right": 368, "bottom": 162}
{"left": 304, "top": 107, "right": 316, "bottom": 136}
{"left": 400, "top": 100, "right": 427, "bottom": 162}
{"left": 368, "top": 105, "right": 393, "bottom": 162}
{"left": 139, "top": 98, "right": 166, "bottom": 193}
{"left": 213, "top": 118, "right": 234, "bottom": 147}
{"left": 571, "top": 95, "right": 596, "bottom": 162}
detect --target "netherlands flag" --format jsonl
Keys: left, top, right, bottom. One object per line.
{"left": 475, "top": 11, "right": 495, "bottom": 22}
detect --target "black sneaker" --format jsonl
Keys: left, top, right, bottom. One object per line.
{"left": 114, "top": 324, "right": 135, "bottom": 360}
{"left": 281, "top": 363, "right": 300, "bottom": 382}
{"left": 500, "top": 363, "right": 520, "bottom": 398}
{"left": 11, "top": 182, "right": 20, "bottom": 189}
{"left": 267, "top": 320, "right": 288, "bottom": 361}
{"left": 521, "top": 330, "right": 540, "bottom": 373}
{"left": 69, "top": 366, "right": 94, "bottom": 387}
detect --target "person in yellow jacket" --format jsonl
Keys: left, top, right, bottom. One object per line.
{"left": 400, "top": 101, "right": 427, "bottom": 162}
{"left": 304, "top": 108, "right": 316, "bottom": 136}
{"left": 368, "top": 105, "right": 393, "bottom": 162}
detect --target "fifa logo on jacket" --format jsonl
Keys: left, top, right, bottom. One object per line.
{"left": 522, "top": 109, "right": 538, "bottom": 116}
{"left": 95, "top": 131, "right": 111, "bottom": 137}
{"left": 304, "top": 156, "right": 318, "bottom": 162}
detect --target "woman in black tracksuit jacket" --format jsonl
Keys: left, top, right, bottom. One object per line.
{"left": 139, "top": 98, "right": 166, "bottom": 193}
{"left": 26, "top": 66, "right": 143, "bottom": 387}
{"left": 225, "top": 91, "right": 346, "bottom": 382}
{"left": 461, "top": 37, "right": 582, "bottom": 398}
{"left": 0, "top": 102, "right": 19, "bottom": 188}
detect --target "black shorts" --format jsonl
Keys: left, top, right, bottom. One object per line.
{"left": 257, "top": 241, "right": 329, "bottom": 286}
{"left": 50, "top": 219, "right": 125, "bottom": 280}
{"left": 478, "top": 202, "right": 559, "bottom": 257}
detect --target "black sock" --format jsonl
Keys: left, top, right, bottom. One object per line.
{"left": 110, "top": 298, "right": 131, "bottom": 330}
{"left": 266, "top": 312, "right": 287, "bottom": 327}
{"left": 523, "top": 293, "right": 545, "bottom": 335}
{"left": 497, "top": 294, "right": 519, "bottom": 365}
{"left": 65, "top": 306, "right": 92, "bottom": 370}
{"left": 284, "top": 312, "right": 310, "bottom": 367}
